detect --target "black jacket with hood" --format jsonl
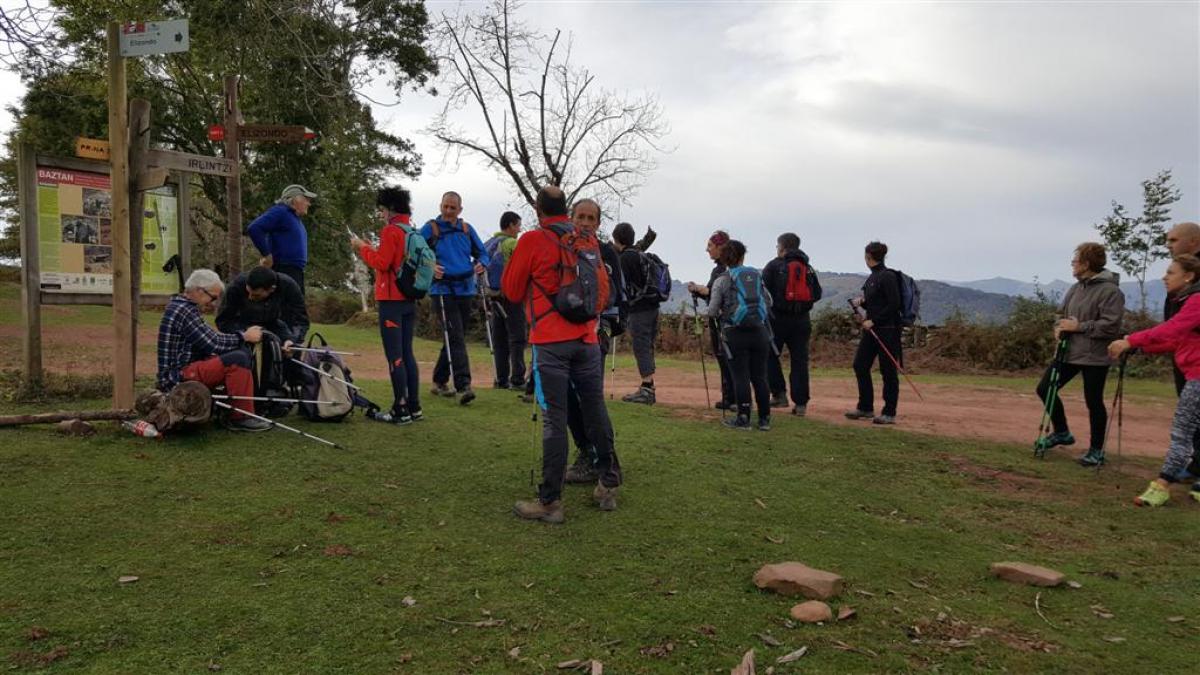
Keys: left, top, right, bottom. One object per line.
{"left": 762, "top": 248, "right": 816, "bottom": 315}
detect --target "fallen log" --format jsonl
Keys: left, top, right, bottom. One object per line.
{"left": 0, "top": 410, "right": 136, "bottom": 427}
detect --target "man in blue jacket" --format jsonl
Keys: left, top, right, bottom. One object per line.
{"left": 247, "top": 184, "right": 317, "bottom": 295}
{"left": 420, "top": 191, "right": 489, "bottom": 405}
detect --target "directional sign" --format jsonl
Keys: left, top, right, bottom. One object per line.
{"left": 119, "top": 20, "right": 189, "bottom": 57}
{"left": 75, "top": 136, "right": 111, "bottom": 161}
{"left": 145, "top": 148, "right": 238, "bottom": 177}
{"left": 207, "top": 124, "right": 225, "bottom": 142}
{"left": 238, "top": 124, "right": 313, "bottom": 143}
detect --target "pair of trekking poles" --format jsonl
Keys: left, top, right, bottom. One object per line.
{"left": 1033, "top": 337, "right": 1130, "bottom": 469}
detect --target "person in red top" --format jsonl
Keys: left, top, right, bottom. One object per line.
{"left": 351, "top": 186, "right": 422, "bottom": 424}
{"left": 502, "top": 185, "right": 622, "bottom": 523}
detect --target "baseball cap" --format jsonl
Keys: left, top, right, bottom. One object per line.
{"left": 278, "top": 184, "right": 318, "bottom": 202}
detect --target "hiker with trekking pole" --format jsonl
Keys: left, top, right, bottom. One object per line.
{"left": 1031, "top": 242, "right": 1125, "bottom": 466}
{"left": 707, "top": 240, "right": 774, "bottom": 431}
{"left": 845, "top": 241, "right": 911, "bottom": 425}
{"left": 1162, "top": 221, "right": 1200, "bottom": 481}
{"left": 687, "top": 231, "right": 735, "bottom": 411}
{"left": 482, "top": 212, "right": 528, "bottom": 391}
{"left": 1108, "top": 254, "right": 1200, "bottom": 507}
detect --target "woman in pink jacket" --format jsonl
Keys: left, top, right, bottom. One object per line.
{"left": 1109, "top": 254, "right": 1200, "bottom": 507}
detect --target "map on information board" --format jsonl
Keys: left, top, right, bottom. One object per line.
{"left": 36, "top": 166, "right": 179, "bottom": 294}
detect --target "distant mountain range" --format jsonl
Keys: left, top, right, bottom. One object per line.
{"left": 663, "top": 272, "right": 1164, "bottom": 325}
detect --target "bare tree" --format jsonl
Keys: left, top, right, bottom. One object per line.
{"left": 0, "top": 1, "right": 62, "bottom": 72}
{"left": 429, "top": 0, "right": 668, "bottom": 210}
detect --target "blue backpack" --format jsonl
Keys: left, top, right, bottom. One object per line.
{"left": 728, "top": 265, "right": 768, "bottom": 327}
{"left": 394, "top": 224, "right": 435, "bottom": 299}
{"left": 892, "top": 269, "right": 921, "bottom": 326}
{"left": 482, "top": 235, "right": 509, "bottom": 291}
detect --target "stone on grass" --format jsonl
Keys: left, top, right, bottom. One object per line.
{"left": 789, "top": 600, "right": 833, "bottom": 623}
{"left": 753, "top": 562, "right": 844, "bottom": 599}
{"left": 990, "top": 562, "right": 1065, "bottom": 587}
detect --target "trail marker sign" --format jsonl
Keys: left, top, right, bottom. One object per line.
{"left": 119, "top": 20, "right": 189, "bottom": 57}
{"left": 74, "top": 137, "right": 111, "bottom": 161}
{"left": 146, "top": 148, "right": 238, "bottom": 177}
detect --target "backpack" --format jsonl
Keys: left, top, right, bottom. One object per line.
{"left": 783, "top": 258, "right": 822, "bottom": 309}
{"left": 532, "top": 223, "right": 610, "bottom": 325}
{"left": 631, "top": 251, "right": 671, "bottom": 305}
{"left": 728, "top": 265, "right": 769, "bottom": 328}
{"left": 483, "top": 235, "right": 509, "bottom": 291}
{"left": 253, "top": 331, "right": 293, "bottom": 417}
{"left": 394, "top": 224, "right": 435, "bottom": 299}
{"left": 297, "top": 333, "right": 355, "bottom": 422}
{"left": 892, "top": 269, "right": 921, "bottom": 326}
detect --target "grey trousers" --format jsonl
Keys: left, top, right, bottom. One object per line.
{"left": 1163, "top": 380, "right": 1200, "bottom": 482}
{"left": 628, "top": 307, "right": 659, "bottom": 379}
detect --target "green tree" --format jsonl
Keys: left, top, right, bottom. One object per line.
{"left": 1, "top": 0, "right": 436, "bottom": 287}
{"left": 1094, "top": 169, "right": 1183, "bottom": 311}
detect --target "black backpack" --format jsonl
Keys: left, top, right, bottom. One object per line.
{"left": 630, "top": 251, "right": 671, "bottom": 305}
{"left": 253, "top": 331, "right": 294, "bottom": 417}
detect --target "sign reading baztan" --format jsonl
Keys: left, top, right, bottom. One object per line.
{"left": 119, "top": 20, "right": 190, "bottom": 57}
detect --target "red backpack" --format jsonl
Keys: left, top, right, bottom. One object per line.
{"left": 784, "top": 258, "right": 821, "bottom": 304}
{"left": 532, "top": 223, "right": 610, "bottom": 324}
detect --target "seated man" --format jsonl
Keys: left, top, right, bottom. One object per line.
{"left": 216, "top": 265, "right": 309, "bottom": 348}
{"left": 156, "top": 269, "right": 270, "bottom": 432}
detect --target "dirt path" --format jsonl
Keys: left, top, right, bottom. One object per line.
{"left": 1, "top": 323, "right": 1174, "bottom": 460}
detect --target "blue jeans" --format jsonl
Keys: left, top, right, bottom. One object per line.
{"left": 379, "top": 300, "right": 418, "bottom": 411}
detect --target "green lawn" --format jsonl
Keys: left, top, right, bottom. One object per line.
{"left": 2, "top": 383, "right": 1198, "bottom": 673}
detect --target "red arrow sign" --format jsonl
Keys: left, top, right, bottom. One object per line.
{"left": 206, "top": 124, "right": 316, "bottom": 143}
{"left": 207, "top": 124, "right": 225, "bottom": 142}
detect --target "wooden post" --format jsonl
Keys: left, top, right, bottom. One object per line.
{"left": 108, "top": 22, "right": 133, "bottom": 409}
{"left": 17, "top": 142, "right": 42, "bottom": 390}
{"left": 223, "top": 75, "right": 242, "bottom": 276}
{"left": 128, "top": 98, "right": 151, "bottom": 376}
{"left": 178, "top": 171, "right": 192, "bottom": 281}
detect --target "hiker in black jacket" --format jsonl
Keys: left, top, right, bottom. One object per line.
{"left": 216, "top": 266, "right": 310, "bottom": 348}
{"left": 687, "top": 231, "right": 734, "bottom": 410}
{"left": 761, "top": 233, "right": 818, "bottom": 417}
{"left": 846, "top": 241, "right": 902, "bottom": 425}
{"left": 613, "top": 222, "right": 662, "bottom": 405}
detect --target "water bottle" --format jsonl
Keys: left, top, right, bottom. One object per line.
{"left": 121, "top": 420, "right": 160, "bottom": 438}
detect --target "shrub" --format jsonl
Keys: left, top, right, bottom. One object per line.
{"left": 306, "top": 290, "right": 362, "bottom": 324}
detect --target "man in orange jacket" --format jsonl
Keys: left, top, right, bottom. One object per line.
{"left": 501, "top": 186, "right": 622, "bottom": 523}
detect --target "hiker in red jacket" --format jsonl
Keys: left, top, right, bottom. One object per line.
{"left": 501, "top": 186, "right": 622, "bottom": 523}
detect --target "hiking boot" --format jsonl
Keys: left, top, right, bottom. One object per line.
{"left": 769, "top": 393, "right": 789, "bottom": 408}
{"left": 593, "top": 484, "right": 618, "bottom": 511}
{"left": 408, "top": 407, "right": 424, "bottom": 421}
{"left": 791, "top": 405, "right": 807, "bottom": 417}
{"left": 723, "top": 414, "right": 751, "bottom": 430}
{"left": 565, "top": 454, "right": 598, "bottom": 484}
{"left": 229, "top": 415, "right": 272, "bottom": 432}
{"left": 509, "top": 378, "right": 526, "bottom": 390}
{"left": 513, "top": 499, "right": 564, "bottom": 524}
{"left": 844, "top": 409, "right": 874, "bottom": 420}
{"left": 872, "top": 415, "right": 896, "bottom": 425}
{"left": 430, "top": 382, "right": 454, "bottom": 397}
{"left": 458, "top": 387, "right": 476, "bottom": 406}
{"left": 1191, "top": 482, "right": 1200, "bottom": 504}
{"left": 714, "top": 400, "right": 733, "bottom": 411}
{"left": 1133, "top": 481, "right": 1170, "bottom": 507}
{"left": 1077, "top": 447, "right": 1106, "bottom": 467}
{"left": 1044, "top": 431, "right": 1076, "bottom": 448}
{"left": 622, "top": 386, "right": 656, "bottom": 405}
{"left": 757, "top": 415, "right": 772, "bottom": 431}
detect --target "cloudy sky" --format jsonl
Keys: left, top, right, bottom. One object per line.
{"left": 4, "top": 1, "right": 1196, "bottom": 287}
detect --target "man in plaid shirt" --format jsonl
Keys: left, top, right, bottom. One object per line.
{"left": 156, "top": 269, "right": 270, "bottom": 432}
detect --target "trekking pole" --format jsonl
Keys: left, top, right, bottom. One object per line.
{"left": 290, "top": 357, "right": 363, "bottom": 391}
{"left": 847, "top": 299, "right": 923, "bottom": 401}
{"left": 609, "top": 333, "right": 617, "bottom": 401}
{"left": 288, "top": 347, "right": 358, "bottom": 356}
{"left": 438, "top": 295, "right": 457, "bottom": 386}
{"left": 211, "top": 400, "right": 343, "bottom": 449}
{"left": 692, "top": 297, "right": 712, "bottom": 409}
{"left": 1033, "top": 338, "right": 1069, "bottom": 458}
{"left": 212, "top": 394, "right": 337, "bottom": 405}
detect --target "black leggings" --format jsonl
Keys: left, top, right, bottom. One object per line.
{"left": 1036, "top": 362, "right": 1109, "bottom": 450}
{"left": 725, "top": 325, "right": 771, "bottom": 419}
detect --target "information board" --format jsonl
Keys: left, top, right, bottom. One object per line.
{"left": 35, "top": 166, "right": 179, "bottom": 294}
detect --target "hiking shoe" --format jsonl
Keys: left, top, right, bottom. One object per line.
{"left": 492, "top": 380, "right": 509, "bottom": 390}
{"left": 791, "top": 405, "right": 807, "bottom": 417}
{"left": 757, "top": 415, "right": 772, "bottom": 431}
{"left": 513, "top": 499, "right": 564, "bottom": 524}
{"left": 723, "top": 414, "right": 751, "bottom": 430}
{"left": 1077, "top": 447, "right": 1106, "bottom": 467}
{"left": 872, "top": 415, "right": 896, "bottom": 425}
{"left": 1133, "top": 481, "right": 1170, "bottom": 507}
{"left": 565, "top": 456, "right": 598, "bottom": 484}
{"left": 844, "top": 409, "right": 873, "bottom": 420}
{"left": 368, "top": 408, "right": 411, "bottom": 425}
{"left": 1044, "top": 431, "right": 1076, "bottom": 448}
{"left": 622, "top": 386, "right": 656, "bottom": 405}
{"left": 593, "top": 484, "right": 618, "bottom": 511}
{"left": 714, "top": 400, "right": 733, "bottom": 411}
{"left": 458, "top": 387, "right": 476, "bottom": 406}
{"left": 510, "top": 378, "right": 526, "bottom": 389}
{"left": 409, "top": 407, "right": 424, "bottom": 421}
{"left": 229, "top": 416, "right": 272, "bottom": 432}
{"left": 430, "top": 382, "right": 454, "bottom": 397}
{"left": 769, "top": 393, "right": 789, "bottom": 408}
{"left": 1190, "top": 482, "right": 1200, "bottom": 503}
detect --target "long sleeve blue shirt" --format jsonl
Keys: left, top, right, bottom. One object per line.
{"left": 419, "top": 218, "right": 490, "bottom": 296}
{"left": 247, "top": 203, "right": 308, "bottom": 269}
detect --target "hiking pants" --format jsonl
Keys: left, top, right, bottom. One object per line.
{"left": 274, "top": 263, "right": 305, "bottom": 297}
{"left": 768, "top": 311, "right": 812, "bottom": 406}
{"left": 532, "top": 340, "right": 620, "bottom": 503}
{"left": 1162, "top": 380, "right": 1200, "bottom": 482}
{"left": 853, "top": 325, "right": 901, "bottom": 417}
{"left": 1036, "top": 362, "right": 1108, "bottom": 450}
{"left": 1173, "top": 366, "right": 1200, "bottom": 477}
{"left": 490, "top": 297, "right": 527, "bottom": 386}
{"left": 181, "top": 351, "right": 255, "bottom": 417}
{"left": 432, "top": 294, "right": 473, "bottom": 391}
{"left": 710, "top": 316, "right": 734, "bottom": 405}
{"left": 628, "top": 307, "right": 659, "bottom": 379}
{"left": 725, "top": 325, "right": 772, "bottom": 420}
{"left": 379, "top": 300, "right": 419, "bottom": 412}
{"left": 568, "top": 318, "right": 619, "bottom": 456}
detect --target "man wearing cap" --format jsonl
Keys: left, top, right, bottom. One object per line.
{"left": 247, "top": 184, "right": 317, "bottom": 295}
